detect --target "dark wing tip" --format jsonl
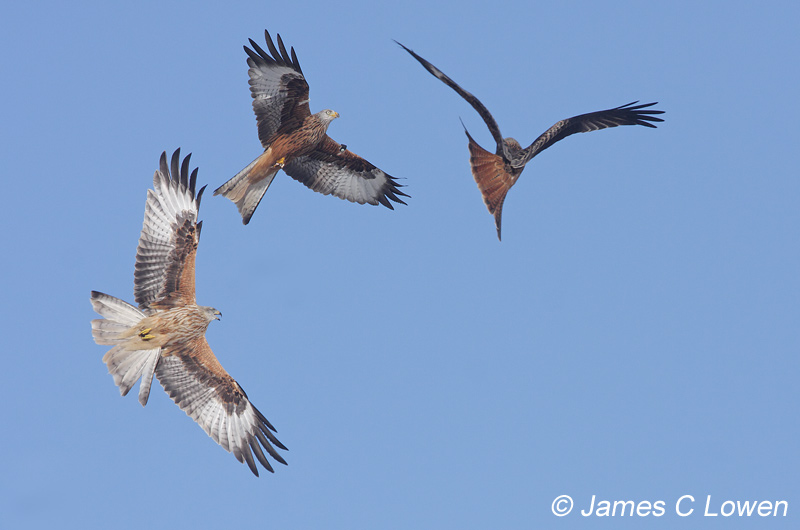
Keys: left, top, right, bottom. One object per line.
{"left": 276, "top": 33, "right": 291, "bottom": 63}
{"left": 179, "top": 152, "right": 192, "bottom": 190}
{"left": 620, "top": 101, "right": 665, "bottom": 126}
{"left": 593, "top": 101, "right": 665, "bottom": 130}
{"left": 170, "top": 149, "right": 181, "bottom": 185}
{"left": 244, "top": 42, "right": 259, "bottom": 60}
{"left": 459, "top": 117, "right": 471, "bottom": 135}
{"left": 242, "top": 447, "right": 259, "bottom": 476}
{"left": 159, "top": 150, "right": 169, "bottom": 178}
{"left": 156, "top": 149, "right": 204, "bottom": 203}
{"left": 634, "top": 103, "right": 665, "bottom": 128}
{"left": 383, "top": 176, "right": 409, "bottom": 208}
{"left": 196, "top": 184, "right": 207, "bottom": 209}
{"left": 249, "top": 438, "right": 274, "bottom": 475}
{"left": 395, "top": 40, "right": 434, "bottom": 72}
{"left": 189, "top": 167, "right": 199, "bottom": 196}
{"left": 246, "top": 39, "right": 270, "bottom": 64}
{"left": 393, "top": 39, "right": 411, "bottom": 53}
{"left": 265, "top": 31, "right": 281, "bottom": 59}
{"left": 246, "top": 30, "right": 301, "bottom": 73}
{"left": 290, "top": 46, "right": 302, "bottom": 75}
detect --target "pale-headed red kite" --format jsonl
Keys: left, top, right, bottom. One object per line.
{"left": 215, "top": 30, "right": 408, "bottom": 224}
{"left": 91, "top": 150, "right": 286, "bottom": 476}
{"left": 397, "top": 42, "right": 664, "bottom": 240}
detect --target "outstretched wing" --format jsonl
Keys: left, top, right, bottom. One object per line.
{"left": 134, "top": 149, "right": 206, "bottom": 310}
{"left": 396, "top": 41, "right": 509, "bottom": 160}
{"left": 283, "top": 136, "right": 409, "bottom": 208}
{"left": 516, "top": 101, "right": 665, "bottom": 166}
{"left": 155, "top": 337, "right": 287, "bottom": 476}
{"left": 245, "top": 30, "right": 311, "bottom": 147}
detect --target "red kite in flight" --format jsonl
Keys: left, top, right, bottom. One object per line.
{"left": 397, "top": 42, "right": 664, "bottom": 240}
{"left": 91, "top": 150, "right": 286, "bottom": 476}
{"left": 216, "top": 30, "right": 408, "bottom": 224}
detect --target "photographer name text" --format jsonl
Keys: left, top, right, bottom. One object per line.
{"left": 551, "top": 494, "right": 788, "bottom": 518}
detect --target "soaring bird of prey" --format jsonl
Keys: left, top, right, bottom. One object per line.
{"left": 396, "top": 42, "right": 664, "bottom": 240}
{"left": 215, "top": 30, "right": 408, "bottom": 224}
{"left": 90, "top": 150, "right": 287, "bottom": 476}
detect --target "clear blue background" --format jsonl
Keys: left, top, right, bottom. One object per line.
{"left": 2, "top": 1, "right": 798, "bottom": 529}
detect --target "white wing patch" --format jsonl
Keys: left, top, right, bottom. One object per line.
{"left": 284, "top": 155, "right": 406, "bottom": 208}
{"left": 248, "top": 61, "right": 306, "bottom": 143}
{"left": 134, "top": 151, "right": 201, "bottom": 308}
{"left": 155, "top": 354, "right": 287, "bottom": 476}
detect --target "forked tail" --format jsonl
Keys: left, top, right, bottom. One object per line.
{"left": 465, "top": 131, "right": 515, "bottom": 241}
{"left": 213, "top": 154, "right": 279, "bottom": 225}
{"left": 90, "top": 291, "right": 161, "bottom": 406}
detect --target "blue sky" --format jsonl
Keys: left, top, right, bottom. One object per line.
{"left": 2, "top": 1, "right": 798, "bottom": 528}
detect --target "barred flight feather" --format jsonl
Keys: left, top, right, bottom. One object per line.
{"left": 92, "top": 150, "right": 285, "bottom": 475}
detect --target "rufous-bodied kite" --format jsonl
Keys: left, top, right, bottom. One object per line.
{"left": 216, "top": 30, "right": 408, "bottom": 224}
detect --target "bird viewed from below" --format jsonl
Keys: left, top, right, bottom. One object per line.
{"left": 90, "top": 150, "right": 287, "bottom": 476}
{"left": 396, "top": 41, "right": 664, "bottom": 240}
{"left": 215, "top": 30, "right": 408, "bottom": 224}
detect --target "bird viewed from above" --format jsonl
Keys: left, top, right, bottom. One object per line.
{"left": 90, "top": 150, "right": 287, "bottom": 476}
{"left": 396, "top": 41, "right": 664, "bottom": 240}
{"left": 215, "top": 30, "right": 409, "bottom": 224}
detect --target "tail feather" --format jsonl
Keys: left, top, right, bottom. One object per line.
{"left": 90, "top": 291, "right": 160, "bottom": 406}
{"left": 102, "top": 346, "right": 161, "bottom": 404}
{"left": 214, "top": 155, "right": 279, "bottom": 225}
{"left": 91, "top": 319, "right": 133, "bottom": 345}
{"left": 491, "top": 200, "right": 506, "bottom": 242}
{"left": 137, "top": 349, "right": 159, "bottom": 406}
{"left": 465, "top": 132, "right": 515, "bottom": 241}
{"left": 90, "top": 291, "right": 146, "bottom": 327}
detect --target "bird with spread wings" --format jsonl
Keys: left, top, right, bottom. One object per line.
{"left": 90, "top": 150, "right": 287, "bottom": 476}
{"left": 215, "top": 30, "right": 408, "bottom": 224}
{"left": 397, "top": 42, "right": 664, "bottom": 240}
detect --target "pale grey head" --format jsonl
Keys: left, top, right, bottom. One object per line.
{"left": 200, "top": 306, "right": 222, "bottom": 323}
{"left": 315, "top": 109, "right": 340, "bottom": 126}
{"left": 503, "top": 137, "right": 523, "bottom": 157}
